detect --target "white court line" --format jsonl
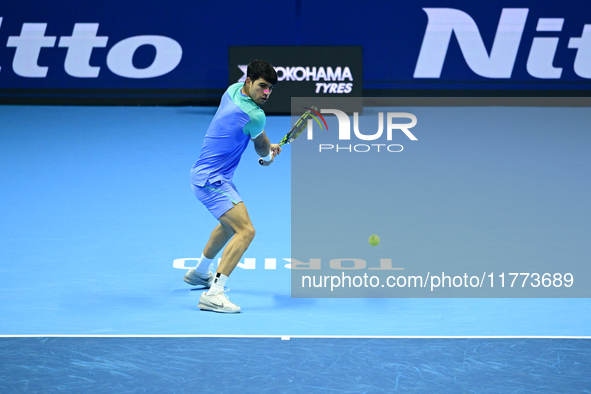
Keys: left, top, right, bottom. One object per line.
{"left": 1, "top": 335, "right": 590, "bottom": 339}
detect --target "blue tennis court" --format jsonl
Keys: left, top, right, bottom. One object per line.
{"left": 1, "top": 105, "right": 590, "bottom": 392}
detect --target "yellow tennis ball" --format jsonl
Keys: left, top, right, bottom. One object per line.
{"left": 369, "top": 234, "right": 380, "bottom": 246}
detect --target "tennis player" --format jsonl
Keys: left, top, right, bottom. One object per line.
{"left": 184, "top": 59, "right": 280, "bottom": 313}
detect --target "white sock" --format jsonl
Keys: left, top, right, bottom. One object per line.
{"left": 207, "top": 273, "right": 228, "bottom": 295}
{"left": 195, "top": 253, "right": 213, "bottom": 275}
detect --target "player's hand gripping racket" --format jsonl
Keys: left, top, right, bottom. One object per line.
{"left": 259, "top": 106, "right": 317, "bottom": 165}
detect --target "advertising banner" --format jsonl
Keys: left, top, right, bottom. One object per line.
{"left": 0, "top": 1, "right": 589, "bottom": 104}
{"left": 228, "top": 46, "right": 362, "bottom": 114}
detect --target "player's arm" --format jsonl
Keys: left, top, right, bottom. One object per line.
{"left": 252, "top": 131, "right": 281, "bottom": 166}
{"left": 252, "top": 130, "right": 271, "bottom": 157}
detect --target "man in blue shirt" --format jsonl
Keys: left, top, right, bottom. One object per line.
{"left": 184, "top": 60, "right": 280, "bottom": 313}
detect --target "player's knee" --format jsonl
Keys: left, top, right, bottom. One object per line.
{"left": 243, "top": 226, "right": 256, "bottom": 243}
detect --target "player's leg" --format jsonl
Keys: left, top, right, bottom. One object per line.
{"left": 198, "top": 202, "right": 254, "bottom": 313}
{"left": 215, "top": 202, "right": 255, "bottom": 277}
{"left": 183, "top": 222, "right": 234, "bottom": 287}
{"left": 184, "top": 181, "right": 240, "bottom": 288}
{"left": 203, "top": 222, "right": 235, "bottom": 260}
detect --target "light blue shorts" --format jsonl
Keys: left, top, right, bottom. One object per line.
{"left": 192, "top": 180, "right": 242, "bottom": 220}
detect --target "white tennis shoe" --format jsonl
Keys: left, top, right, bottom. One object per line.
{"left": 198, "top": 290, "right": 241, "bottom": 313}
{"left": 183, "top": 266, "right": 214, "bottom": 288}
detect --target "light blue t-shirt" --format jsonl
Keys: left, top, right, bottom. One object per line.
{"left": 191, "top": 83, "right": 266, "bottom": 187}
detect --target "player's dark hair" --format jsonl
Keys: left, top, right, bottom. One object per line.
{"left": 247, "top": 59, "right": 278, "bottom": 85}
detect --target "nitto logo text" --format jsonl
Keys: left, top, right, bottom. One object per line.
{"left": 0, "top": 19, "right": 183, "bottom": 79}
{"left": 414, "top": 8, "right": 591, "bottom": 79}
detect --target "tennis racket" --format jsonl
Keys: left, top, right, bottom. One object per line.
{"left": 259, "top": 106, "right": 317, "bottom": 165}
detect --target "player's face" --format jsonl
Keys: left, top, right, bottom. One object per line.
{"left": 245, "top": 77, "right": 274, "bottom": 105}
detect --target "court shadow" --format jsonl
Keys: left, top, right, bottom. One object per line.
{"left": 170, "top": 288, "right": 207, "bottom": 294}
{"left": 172, "top": 287, "right": 318, "bottom": 310}
{"left": 239, "top": 293, "right": 318, "bottom": 313}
